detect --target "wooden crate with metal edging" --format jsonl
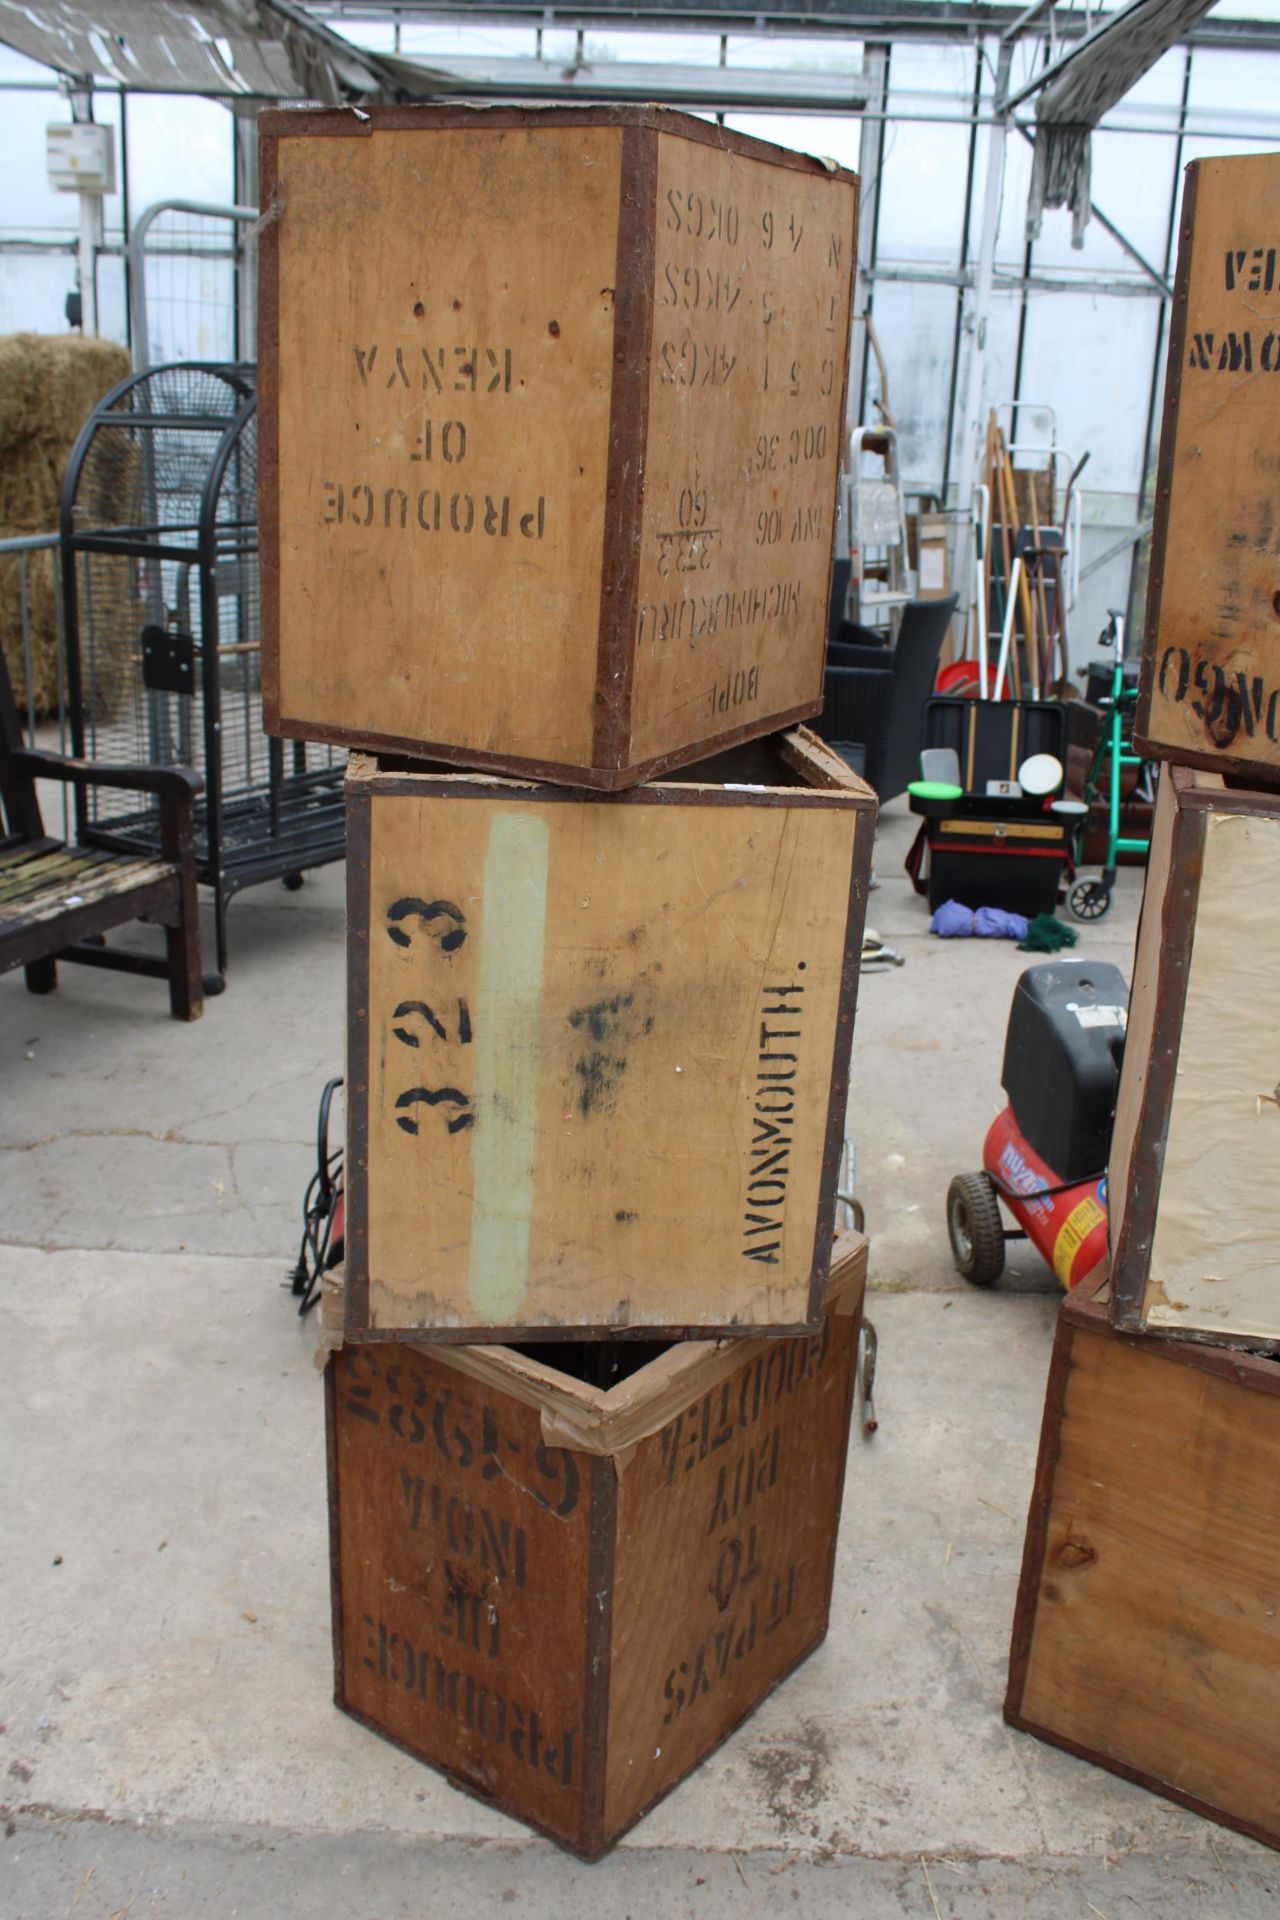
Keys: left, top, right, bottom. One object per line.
{"left": 343, "top": 726, "right": 876, "bottom": 1343}
{"left": 258, "top": 103, "right": 858, "bottom": 789}
{"left": 1136, "top": 152, "right": 1280, "bottom": 786}
{"left": 1005, "top": 1273, "right": 1280, "bottom": 1854}
{"left": 322, "top": 1230, "right": 867, "bottom": 1860}
{"left": 1109, "top": 760, "right": 1280, "bottom": 1351}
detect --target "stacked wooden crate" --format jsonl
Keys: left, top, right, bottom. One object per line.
{"left": 259, "top": 104, "right": 876, "bottom": 1857}
{"left": 1005, "top": 153, "right": 1280, "bottom": 1853}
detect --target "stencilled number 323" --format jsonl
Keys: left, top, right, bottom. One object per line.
{"left": 385, "top": 895, "right": 475, "bottom": 1136}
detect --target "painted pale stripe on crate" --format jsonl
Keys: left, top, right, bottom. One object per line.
{"left": 467, "top": 810, "right": 551, "bottom": 1319}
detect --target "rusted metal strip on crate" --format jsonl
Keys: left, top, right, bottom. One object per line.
{"left": 592, "top": 120, "right": 656, "bottom": 773}
{"left": 1107, "top": 778, "right": 1202, "bottom": 1334}
{"left": 257, "top": 125, "right": 282, "bottom": 734}
{"left": 1113, "top": 768, "right": 1205, "bottom": 1336}
{"left": 1004, "top": 1711, "right": 1280, "bottom": 1857}
{"left": 285, "top": 700, "right": 830, "bottom": 794}
{"left": 258, "top": 103, "right": 860, "bottom": 187}
{"left": 1135, "top": 166, "right": 1197, "bottom": 764}
{"left": 1003, "top": 1289, "right": 1078, "bottom": 1719}
{"left": 808, "top": 786, "right": 875, "bottom": 1326}
{"left": 344, "top": 786, "right": 373, "bottom": 1331}
{"left": 579, "top": 1455, "right": 618, "bottom": 1857}
{"left": 323, "top": 1359, "right": 348, "bottom": 1706}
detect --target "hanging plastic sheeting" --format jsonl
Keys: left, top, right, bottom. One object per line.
{"left": 1027, "top": 125, "right": 1093, "bottom": 249}
{"left": 0, "top": 0, "right": 433, "bottom": 102}
{"left": 1023, "top": 0, "right": 1215, "bottom": 246}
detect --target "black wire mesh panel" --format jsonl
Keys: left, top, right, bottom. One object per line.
{"left": 60, "top": 363, "right": 345, "bottom": 978}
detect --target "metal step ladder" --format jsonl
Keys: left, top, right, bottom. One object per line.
{"left": 846, "top": 425, "right": 911, "bottom": 629}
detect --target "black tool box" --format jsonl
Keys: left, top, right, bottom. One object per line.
{"left": 907, "top": 699, "right": 1072, "bottom": 916}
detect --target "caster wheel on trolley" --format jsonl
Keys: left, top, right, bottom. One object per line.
{"left": 1068, "top": 877, "right": 1112, "bottom": 921}
{"left": 946, "top": 1172, "right": 1005, "bottom": 1287}
{"left": 283, "top": 871, "right": 305, "bottom": 892}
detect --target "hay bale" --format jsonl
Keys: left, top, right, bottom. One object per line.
{"left": 0, "top": 332, "right": 131, "bottom": 717}
{"left": 0, "top": 547, "right": 59, "bottom": 718}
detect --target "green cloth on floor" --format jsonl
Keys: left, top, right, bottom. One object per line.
{"left": 1017, "top": 913, "right": 1079, "bottom": 953}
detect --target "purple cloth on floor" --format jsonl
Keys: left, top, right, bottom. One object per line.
{"left": 930, "top": 900, "right": 1030, "bottom": 939}
{"left": 974, "top": 906, "right": 1028, "bottom": 940}
{"left": 931, "top": 900, "right": 974, "bottom": 937}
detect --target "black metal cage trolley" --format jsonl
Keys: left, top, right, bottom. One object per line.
{"left": 59, "top": 362, "right": 345, "bottom": 984}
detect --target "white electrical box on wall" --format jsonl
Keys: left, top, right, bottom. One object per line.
{"left": 46, "top": 122, "right": 115, "bottom": 194}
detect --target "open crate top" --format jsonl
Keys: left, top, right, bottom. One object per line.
{"left": 321, "top": 1229, "right": 867, "bottom": 1449}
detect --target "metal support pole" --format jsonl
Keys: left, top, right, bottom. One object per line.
{"left": 77, "top": 191, "right": 103, "bottom": 335}
{"left": 851, "top": 43, "right": 889, "bottom": 430}
{"left": 234, "top": 114, "right": 260, "bottom": 362}
{"left": 66, "top": 83, "right": 103, "bottom": 336}
{"left": 953, "top": 40, "right": 1014, "bottom": 636}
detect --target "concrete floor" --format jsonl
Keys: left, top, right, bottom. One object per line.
{"left": 2, "top": 796, "right": 1276, "bottom": 1918}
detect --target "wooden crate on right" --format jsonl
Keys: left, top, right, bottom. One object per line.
{"left": 1109, "top": 762, "right": 1280, "bottom": 1350}
{"left": 1005, "top": 1278, "right": 1280, "bottom": 1854}
{"left": 1136, "top": 152, "right": 1280, "bottom": 784}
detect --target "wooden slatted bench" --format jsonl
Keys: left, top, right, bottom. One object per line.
{"left": 1, "top": 646, "right": 204, "bottom": 1021}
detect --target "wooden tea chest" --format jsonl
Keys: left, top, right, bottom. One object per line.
{"left": 323, "top": 1230, "right": 867, "bottom": 1859}
{"left": 1137, "top": 153, "right": 1280, "bottom": 784}
{"left": 1109, "top": 763, "right": 1280, "bottom": 1350}
{"left": 344, "top": 728, "right": 875, "bottom": 1342}
{"left": 1005, "top": 1278, "right": 1280, "bottom": 1853}
{"left": 259, "top": 104, "right": 858, "bottom": 788}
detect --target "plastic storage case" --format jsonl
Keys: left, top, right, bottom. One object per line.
{"left": 907, "top": 699, "right": 1071, "bottom": 915}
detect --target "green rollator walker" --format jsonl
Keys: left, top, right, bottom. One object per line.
{"left": 1067, "top": 611, "right": 1156, "bottom": 922}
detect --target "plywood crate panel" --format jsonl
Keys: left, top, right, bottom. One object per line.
{"left": 1109, "top": 763, "right": 1280, "bottom": 1350}
{"left": 344, "top": 728, "right": 874, "bottom": 1342}
{"left": 1137, "top": 154, "right": 1280, "bottom": 783}
{"left": 324, "top": 1231, "right": 866, "bottom": 1859}
{"left": 1005, "top": 1280, "right": 1280, "bottom": 1853}
{"left": 259, "top": 104, "right": 857, "bottom": 789}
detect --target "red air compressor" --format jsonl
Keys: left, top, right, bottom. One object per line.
{"left": 946, "top": 960, "right": 1128, "bottom": 1291}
